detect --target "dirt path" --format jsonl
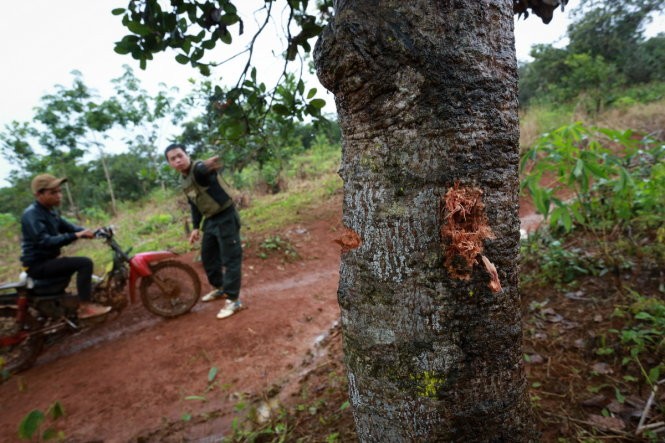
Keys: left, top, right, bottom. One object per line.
{"left": 0, "top": 199, "right": 344, "bottom": 443}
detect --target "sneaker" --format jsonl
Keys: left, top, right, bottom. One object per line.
{"left": 78, "top": 302, "right": 112, "bottom": 319}
{"left": 216, "top": 299, "right": 245, "bottom": 319}
{"left": 201, "top": 289, "right": 225, "bottom": 302}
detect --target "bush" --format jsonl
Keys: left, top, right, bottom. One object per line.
{"left": 521, "top": 123, "right": 665, "bottom": 233}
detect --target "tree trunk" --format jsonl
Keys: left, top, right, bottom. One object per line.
{"left": 99, "top": 150, "right": 118, "bottom": 216}
{"left": 315, "top": 1, "right": 535, "bottom": 441}
{"left": 62, "top": 179, "right": 79, "bottom": 221}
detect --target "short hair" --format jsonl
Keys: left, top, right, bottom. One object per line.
{"left": 164, "top": 143, "right": 187, "bottom": 159}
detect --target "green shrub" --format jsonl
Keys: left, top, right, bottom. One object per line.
{"left": 138, "top": 214, "right": 175, "bottom": 235}
{"left": 610, "top": 290, "right": 665, "bottom": 386}
{"left": 521, "top": 123, "right": 665, "bottom": 233}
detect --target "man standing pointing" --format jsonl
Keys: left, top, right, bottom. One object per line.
{"left": 165, "top": 144, "right": 245, "bottom": 319}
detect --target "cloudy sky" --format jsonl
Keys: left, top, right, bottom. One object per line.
{"left": 0, "top": 0, "right": 582, "bottom": 186}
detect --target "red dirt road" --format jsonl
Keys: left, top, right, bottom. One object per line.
{"left": 0, "top": 200, "right": 344, "bottom": 442}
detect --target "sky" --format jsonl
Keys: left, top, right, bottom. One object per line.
{"left": 0, "top": 0, "right": 595, "bottom": 187}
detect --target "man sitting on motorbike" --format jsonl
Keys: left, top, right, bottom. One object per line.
{"left": 20, "top": 174, "right": 111, "bottom": 319}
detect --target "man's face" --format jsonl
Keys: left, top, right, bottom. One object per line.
{"left": 166, "top": 148, "right": 191, "bottom": 174}
{"left": 36, "top": 187, "right": 63, "bottom": 209}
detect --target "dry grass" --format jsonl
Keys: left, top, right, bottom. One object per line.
{"left": 519, "top": 98, "right": 665, "bottom": 153}
{"left": 594, "top": 100, "right": 665, "bottom": 139}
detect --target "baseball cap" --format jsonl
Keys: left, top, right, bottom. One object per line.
{"left": 31, "top": 174, "right": 67, "bottom": 194}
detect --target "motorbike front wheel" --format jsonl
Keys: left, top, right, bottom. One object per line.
{"left": 0, "top": 306, "right": 45, "bottom": 376}
{"left": 139, "top": 260, "right": 201, "bottom": 318}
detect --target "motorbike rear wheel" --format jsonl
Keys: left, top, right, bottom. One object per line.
{"left": 139, "top": 260, "right": 201, "bottom": 318}
{"left": 0, "top": 306, "right": 45, "bottom": 376}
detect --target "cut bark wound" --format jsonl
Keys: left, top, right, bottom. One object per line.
{"left": 335, "top": 227, "right": 362, "bottom": 253}
{"left": 441, "top": 182, "right": 502, "bottom": 293}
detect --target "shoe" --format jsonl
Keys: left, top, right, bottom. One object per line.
{"left": 216, "top": 300, "right": 245, "bottom": 319}
{"left": 201, "top": 289, "right": 225, "bottom": 302}
{"left": 78, "top": 303, "right": 112, "bottom": 319}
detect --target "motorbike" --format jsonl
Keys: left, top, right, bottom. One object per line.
{"left": 0, "top": 226, "right": 201, "bottom": 376}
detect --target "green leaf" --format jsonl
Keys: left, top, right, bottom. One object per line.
{"left": 220, "top": 30, "right": 232, "bottom": 44}
{"left": 185, "top": 395, "right": 207, "bottom": 401}
{"left": 126, "top": 20, "right": 153, "bottom": 37}
{"left": 114, "top": 44, "right": 131, "bottom": 55}
{"left": 340, "top": 401, "right": 350, "bottom": 411}
{"left": 615, "top": 387, "right": 625, "bottom": 404}
{"left": 175, "top": 54, "right": 189, "bottom": 64}
{"left": 18, "top": 410, "right": 45, "bottom": 439}
{"left": 201, "top": 39, "right": 216, "bottom": 50}
{"left": 111, "top": 8, "right": 126, "bottom": 16}
{"left": 306, "top": 88, "right": 317, "bottom": 99}
{"left": 208, "top": 367, "right": 218, "bottom": 383}
{"left": 308, "top": 98, "right": 326, "bottom": 109}
{"left": 220, "top": 13, "right": 240, "bottom": 25}
{"left": 198, "top": 64, "right": 211, "bottom": 76}
{"left": 182, "top": 413, "right": 192, "bottom": 422}
{"left": 634, "top": 312, "right": 653, "bottom": 321}
{"left": 648, "top": 366, "right": 660, "bottom": 383}
{"left": 47, "top": 401, "right": 65, "bottom": 420}
{"left": 560, "top": 209, "right": 572, "bottom": 232}
{"left": 272, "top": 104, "right": 290, "bottom": 116}
{"left": 582, "top": 160, "right": 607, "bottom": 179}
{"left": 226, "top": 122, "right": 246, "bottom": 139}
{"left": 191, "top": 48, "right": 204, "bottom": 61}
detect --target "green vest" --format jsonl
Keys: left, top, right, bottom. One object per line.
{"left": 181, "top": 161, "right": 233, "bottom": 218}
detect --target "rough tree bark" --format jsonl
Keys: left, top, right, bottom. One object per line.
{"left": 315, "top": 1, "right": 536, "bottom": 441}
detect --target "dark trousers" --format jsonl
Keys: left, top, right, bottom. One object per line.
{"left": 201, "top": 207, "right": 242, "bottom": 301}
{"left": 27, "top": 257, "right": 94, "bottom": 301}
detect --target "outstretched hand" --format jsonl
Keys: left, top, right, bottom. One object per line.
{"left": 202, "top": 155, "right": 222, "bottom": 173}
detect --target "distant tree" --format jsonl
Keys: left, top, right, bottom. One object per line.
{"left": 562, "top": 53, "right": 624, "bottom": 113}
{"left": 0, "top": 67, "right": 178, "bottom": 215}
{"left": 636, "top": 33, "right": 665, "bottom": 83}
{"left": 568, "top": 0, "right": 665, "bottom": 83}
{"left": 518, "top": 44, "right": 569, "bottom": 105}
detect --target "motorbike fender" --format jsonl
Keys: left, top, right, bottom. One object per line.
{"left": 128, "top": 251, "right": 178, "bottom": 302}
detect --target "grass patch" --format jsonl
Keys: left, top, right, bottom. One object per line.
{"left": 240, "top": 173, "right": 342, "bottom": 235}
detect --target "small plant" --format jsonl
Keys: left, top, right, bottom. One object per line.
{"left": 521, "top": 123, "right": 664, "bottom": 233}
{"left": 138, "top": 213, "right": 174, "bottom": 235}
{"left": 258, "top": 235, "right": 299, "bottom": 261}
{"left": 520, "top": 231, "right": 596, "bottom": 288}
{"left": 17, "top": 401, "right": 66, "bottom": 441}
{"left": 610, "top": 290, "right": 665, "bottom": 385}
{"left": 181, "top": 366, "right": 230, "bottom": 421}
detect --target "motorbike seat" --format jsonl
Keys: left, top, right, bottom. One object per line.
{"left": 0, "top": 271, "right": 30, "bottom": 290}
{"left": 31, "top": 276, "right": 72, "bottom": 296}
{"left": 0, "top": 280, "right": 27, "bottom": 290}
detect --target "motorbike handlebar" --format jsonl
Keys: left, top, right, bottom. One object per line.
{"left": 94, "top": 226, "right": 114, "bottom": 239}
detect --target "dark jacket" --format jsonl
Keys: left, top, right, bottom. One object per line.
{"left": 183, "top": 161, "right": 233, "bottom": 229}
{"left": 20, "top": 201, "right": 82, "bottom": 267}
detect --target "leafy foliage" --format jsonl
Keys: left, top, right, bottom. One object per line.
{"left": 519, "top": 0, "right": 665, "bottom": 108}
{"left": 175, "top": 72, "right": 335, "bottom": 192}
{"left": 112, "top": 0, "right": 332, "bottom": 131}
{"left": 17, "top": 401, "right": 66, "bottom": 441}
{"left": 521, "top": 123, "right": 664, "bottom": 233}
{"left": 0, "top": 67, "right": 179, "bottom": 217}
